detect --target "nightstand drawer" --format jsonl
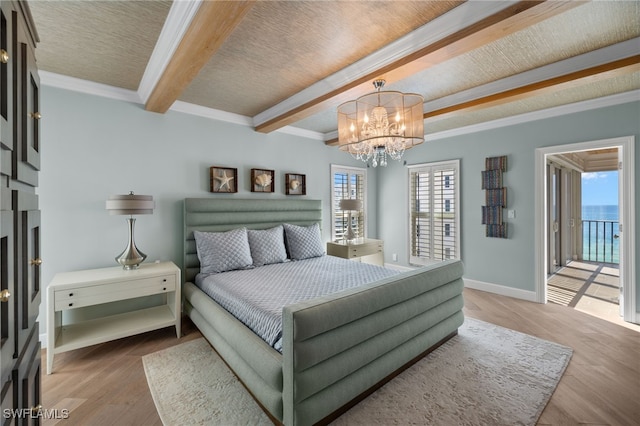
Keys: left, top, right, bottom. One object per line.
{"left": 54, "top": 275, "right": 176, "bottom": 311}
{"left": 327, "top": 238, "right": 384, "bottom": 266}
{"left": 348, "top": 242, "right": 382, "bottom": 257}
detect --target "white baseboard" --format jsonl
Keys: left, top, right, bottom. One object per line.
{"left": 464, "top": 278, "right": 538, "bottom": 302}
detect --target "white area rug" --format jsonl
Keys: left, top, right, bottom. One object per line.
{"left": 143, "top": 318, "right": 572, "bottom": 425}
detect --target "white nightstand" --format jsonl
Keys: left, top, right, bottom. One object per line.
{"left": 327, "top": 238, "right": 384, "bottom": 266}
{"left": 47, "top": 261, "right": 181, "bottom": 374}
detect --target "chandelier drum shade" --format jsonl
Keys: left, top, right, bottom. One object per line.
{"left": 106, "top": 192, "right": 155, "bottom": 269}
{"left": 337, "top": 79, "right": 424, "bottom": 167}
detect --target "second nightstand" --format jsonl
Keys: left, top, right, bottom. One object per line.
{"left": 327, "top": 238, "right": 384, "bottom": 266}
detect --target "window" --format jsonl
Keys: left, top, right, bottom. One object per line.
{"left": 331, "top": 165, "right": 366, "bottom": 241}
{"left": 409, "top": 160, "right": 460, "bottom": 265}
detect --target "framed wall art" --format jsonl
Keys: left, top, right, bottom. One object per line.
{"left": 285, "top": 173, "right": 306, "bottom": 195}
{"left": 251, "top": 168, "right": 275, "bottom": 193}
{"left": 210, "top": 166, "right": 237, "bottom": 193}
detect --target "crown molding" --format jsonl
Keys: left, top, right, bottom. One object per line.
{"left": 169, "top": 100, "right": 252, "bottom": 127}
{"left": 40, "top": 72, "right": 638, "bottom": 144}
{"left": 41, "top": 70, "right": 326, "bottom": 140}
{"left": 276, "top": 125, "right": 325, "bottom": 141}
{"left": 423, "top": 90, "right": 640, "bottom": 142}
{"left": 39, "top": 71, "right": 142, "bottom": 104}
{"left": 424, "top": 37, "right": 640, "bottom": 115}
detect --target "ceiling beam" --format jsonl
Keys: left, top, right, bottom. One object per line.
{"left": 324, "top": 57, "right": 639, "bottom": 146}
{"left": 145, "top": 1, "right": 255, "bottom": 113}
{"left": 324, "top": 39, "right": 639, "bottom": 147}
{"left": 255, "top": 0, "right": 583, "bottom": 134}
{"left": 423, "top": 56, "right": 640, "bottom": 120}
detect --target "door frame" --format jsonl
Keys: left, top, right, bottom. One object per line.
{"left": 534, "top": 136, "right": 636, "bottom": 323}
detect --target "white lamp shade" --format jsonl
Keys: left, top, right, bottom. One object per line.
{"left": 339, "top": 198, "right": 362, "bottom": 211}
{"left": 106, "top": 193, "right": 155, "bottom": 215}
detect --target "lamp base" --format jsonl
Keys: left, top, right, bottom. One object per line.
{"left": 344, "top": 211, "right": 356, "bottom": 241}
{"left": 115, "top": 247, "right": 147, "bottom": 270}
{"left": 116, "top": 218, "right": 147, "bottom": 270}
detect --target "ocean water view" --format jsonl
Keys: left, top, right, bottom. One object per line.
{"left": 582, "top": 205, "right": 619, "bottom": 263}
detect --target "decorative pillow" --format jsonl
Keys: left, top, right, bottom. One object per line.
{"left": 283, "top": 223, "right": 324, "bottom": 260}
{"left": 247, "top": 225, "right": 288, "bottom": 267}
{"left": 194, "top": 228, "right": 253, "bottom": 274}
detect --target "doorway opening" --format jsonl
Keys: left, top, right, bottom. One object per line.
{"left": 545, "top": 154, "right": 625, "bottom": 326}
{"left": 534, "top": 136, "right": 636, "bottom": 327}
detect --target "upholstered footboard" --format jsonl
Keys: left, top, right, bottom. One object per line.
{"left": 183, "top": 259, "right": 464, "bottom": 426}
{"left": 183, "top": 282, "right": 285, "bottom": 421}
{"left": 282, "top": 259, "right": 464, "bottom": 426}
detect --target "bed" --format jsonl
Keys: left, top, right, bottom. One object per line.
{"left": 183, "top": 198, "right": 464, "bottom": 425}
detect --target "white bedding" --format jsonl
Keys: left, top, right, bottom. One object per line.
{"left": 195, "top": 255, "right": 400, "bottom": 352}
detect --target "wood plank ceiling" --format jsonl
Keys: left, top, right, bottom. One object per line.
{"left": 29, "top": 0, "right": 640, "bottom": 140}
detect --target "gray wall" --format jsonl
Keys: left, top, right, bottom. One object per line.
{"left": 377, "top": 101, "right": 640, "bottom": 304}
{"left": 40, "top": 85, "right": 639, "bottom": 341}
{"left": 38, "top": 86, "right": 372, "bottom": 336}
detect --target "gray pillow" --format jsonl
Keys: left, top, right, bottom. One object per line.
{"left": 194, "top": 228, "right": 253, "bottom": 274}
{"left": 283, "top": 223, "right": 324, "bottom": 260}
{"left": 247, "top": 225, "right": 288, "bottom": 267}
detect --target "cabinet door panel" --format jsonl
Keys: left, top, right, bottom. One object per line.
{"left": 0, "top": 4, "right": 12, "bottom": 153}
{"left": 22, "top": 42, "right": 39, "bottom": 172}
{"left": 19, "top": 210, "right": 40, "bottom": 339}
{"left": 0, "top": 211, "right": 15, "bottom": 389}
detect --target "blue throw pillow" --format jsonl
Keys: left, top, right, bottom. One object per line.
{"left": 194, "top": 228, "right": 253, "bottom": 274}
{"left": 247, "top": 225, "right": 288, "bottom": 267}
{"left": 283, "top": 223, "right": 324, "bottom": 260}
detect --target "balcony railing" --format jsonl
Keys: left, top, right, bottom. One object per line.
{"left": 582, "top": 220, "right": 619, "bottom": 264}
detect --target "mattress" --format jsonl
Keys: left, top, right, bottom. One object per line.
{"left": 195, "top": 255, "right": 400, "bottom": 352}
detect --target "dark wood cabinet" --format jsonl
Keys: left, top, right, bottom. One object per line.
{"left": 1, "top": 1, "right": 40, "bottom": 424}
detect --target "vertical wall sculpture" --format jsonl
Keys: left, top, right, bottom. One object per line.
{"left": 481, "top": 156, "right": 508, "bottom": 238}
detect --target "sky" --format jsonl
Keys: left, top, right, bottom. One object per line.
{"left": 581, "top": 171, "right": 618, "bottom": 206}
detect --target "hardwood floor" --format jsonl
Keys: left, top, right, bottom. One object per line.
{"left": 42, "top": 288, "right": 640, "bottom": 425}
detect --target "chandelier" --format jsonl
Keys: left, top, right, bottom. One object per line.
{"left": 337, "top": 79, "right": 424, "bottom": 167}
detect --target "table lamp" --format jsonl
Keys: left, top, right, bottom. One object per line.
{"left": 106, "top": 191, "right": 155, "bottom": 269}
{"left": 339, "top": 198, "right": 362, "bottom": 241}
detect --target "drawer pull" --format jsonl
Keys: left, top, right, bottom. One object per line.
{"left": 68, "top": 303, "right": 73, "bottom": 307}
{"left": 30, "top": 258, "right": 43, "bottom": 266}
{"left": 163, "top": 279, "right": 167, "bottom": 282}
{"left": 0, "top": 49, "right": 8, "bottom": 64}
{"left": 69, "top": 293, "right": 74, "bottom": 297}
{"left": 0, "top": 289, "right": 10, "bottom": 302}
{"left": 163, "top": 287, "right": 167, "bottom": 291}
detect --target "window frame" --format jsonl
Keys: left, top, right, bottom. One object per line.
{"left": 408, "top": 159, "right": 461, "bottom": 266}
{"left": 331, "top": 164, "right": 367, "bottom": 242}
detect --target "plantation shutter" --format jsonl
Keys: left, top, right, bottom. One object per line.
{"left": 409, "top": 160, "right": 460, "bottom": 265}
{"left": 331, "top": 165, "right": 366, "bottom": 241}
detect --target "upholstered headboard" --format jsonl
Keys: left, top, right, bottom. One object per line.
{"left": 183, "top": 198, "right": 322, "bottom": 283}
